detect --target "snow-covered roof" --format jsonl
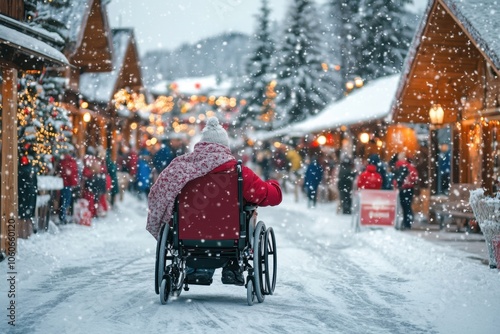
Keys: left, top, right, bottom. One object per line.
{"left": 150, "top": 75, "right": 232, "bottom": 96}
{"left": 249, "top": 74, "right": 400, "bottom": 141}
{"left": 394, "top": 0, "right": 500, "bottom": 111}
{"left": 293, "top": 74, "right": 400, "bottom": 133}
{"left": 442, "top": 0, "right": 500, "bottom": 71}
{"left": 79, "top": 29, "right": 133, "bottom": 104}
{"left": 0, "top": 23, "right": 68, "bottom": 66}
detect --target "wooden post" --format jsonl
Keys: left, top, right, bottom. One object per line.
{"left": 1, "top": 65, "right": 19, "bottom": 255}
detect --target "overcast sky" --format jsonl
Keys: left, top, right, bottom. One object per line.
{"left": 106, "top": 0, "right": 427, "bottom": 56}
{"left": 106, "top": 0, "right": 293, "bottom": 55}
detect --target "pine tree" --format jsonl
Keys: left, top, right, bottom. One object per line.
{"left": 274, "top": 0, "right": 332, "bottom": 127}
{"left": 24, "top": 0, "right": 37, "bottom": 22}
{"left": 325, "top": 0, "right": 363, "bottom": 87}
{"left": 356, "top": 0, "right": 414, "bottom": 80}
{"left": 238, "top": 0, "right": 276, "bottom": 129}
{"left": 30, "top": 0, "right": 71, "bottom": 37}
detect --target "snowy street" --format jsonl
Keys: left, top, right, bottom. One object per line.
{"left": 1, "top": 191, "right": 499, "bottom": 334}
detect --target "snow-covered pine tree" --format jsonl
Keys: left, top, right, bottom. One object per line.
{"left": 355, "top": 0, "right": 414, "bottom": 80}
{"left": 274, "top": 0, "right": 332, "bottom": 127}
{"left": 29, "top": 0, "right": 71, "bottom": 38}
{"left": 324, "top": 0, "right": 363, "bottom": 87}
{"left": 24, "top": 0, "right": 37, "bottom": 22}
{"left": 238, "top": 0, "right": 276, "bottom": 129}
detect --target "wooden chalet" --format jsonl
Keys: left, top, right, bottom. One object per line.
{"left": 39, "top": 0, "right": 115, "bottom": 158}
{"left": 0, "top": 3, "right": 68, "bottom": 257}
{"left": 391, "top": 0, "right": 500, "bottom": 221}
{"left": 79, "top": 28, "right": 145, "bottom": 160}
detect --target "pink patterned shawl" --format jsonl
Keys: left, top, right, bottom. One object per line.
{"left": 146, "top": 142, "right": 235, "bottom": 239}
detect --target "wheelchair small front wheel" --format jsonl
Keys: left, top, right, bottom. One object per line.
{"left": 160, "top": 276, "right": 171, "bottom": 305}
{"left": 246, "top": 277, "right": 255, "bottom": 306}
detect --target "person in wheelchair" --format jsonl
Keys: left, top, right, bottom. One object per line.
{"left": 147, "top": 117, "right": 282, "bottom": 286}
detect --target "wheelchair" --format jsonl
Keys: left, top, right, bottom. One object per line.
{"left": 154, "top": 161, "right": 277, "bottom": 305}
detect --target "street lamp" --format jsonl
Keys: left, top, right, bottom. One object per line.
{"left": 359, "top": 132, "right": 370, "bottom": 144}
{"left": 83, "top": 112, "right": 91, "bottom": 123}
{"left": 345, "top": 81, "right": 354, "bottom": 91}
{"left": 354, "top": 77, "right": 364, "bottom": 88}
{"left": 429, "top": 104, "right": 444, "bottom": 126}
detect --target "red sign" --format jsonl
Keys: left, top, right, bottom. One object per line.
{"left": 358, "top": 190, "right": 399, "bottom": 226}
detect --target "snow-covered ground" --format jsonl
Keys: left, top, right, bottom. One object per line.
{"left": 1, "top": 191, "right": 499, "bottom": 334}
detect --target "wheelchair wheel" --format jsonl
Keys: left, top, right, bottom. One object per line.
{"left": 160, "top": 276, "right": 171, "bottom": 305}
{"left": 246, "top": 277, "right": 255, "bottom": 306}
{"left": 155, "top": 224, "right": 168, "bottom": 295}
{"left": 264, "top": 227, "right": 277, "bottom": 295}
{"left": 253, "top": 221, "right": 266, "bottom": 303}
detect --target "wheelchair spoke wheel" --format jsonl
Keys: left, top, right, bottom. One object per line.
{"left": 160, "top": 276, "right": 171, "bottom": 305}
{"left": 155, "top": 224, "right": 168, "bottom": 295}
{"left": 246, "top": 277, "right": 255, "bottom": 306}
{"left": 253, "top": 221, "right": 266, "bottom": 303}
{"left": 264, "top": 227, "right": 277, "bottom": 295}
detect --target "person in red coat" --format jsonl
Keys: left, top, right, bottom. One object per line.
{"left": 57, "top": 152, "right": 79, "bottom": 224}
{"left": 147, "top": 117, "right": 282, "bottom": 285}
{"left": 357, "top": 164, "right": 383, "bottom": 190}
{"left": 393, "top": 152, "right": 419, "bottom": 229}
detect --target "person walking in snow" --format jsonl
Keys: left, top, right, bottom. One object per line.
{"left": 136, "top": 148, "right": 152, "bottom": 200}
{"left": 357, "top": 157, "right": 383, "bottom": 190}
{"left": 57, "top": 151, "right": 80, "bottom": 224}
{"left": 393, "top": 152, "right": 419, "bottom": 230}
{"left": 337, "top": 157, "right": 356, "bottom": 214}
{"left": 105, "top": 149, "right": 119, "bottom": 208}
{"left": 303, "top": 149, "right": 324, "bottom": 208}
{"left": 153, "top": 138, "right": 174, "bottom": 176}
{"left": 286, "top": 144, "right": 303, "bottom": 202}
{"left": 147, "top": 117, "right": 282, "bottom": 286}
{"left": 366, "top": 153, "right": 391, "bottom": 190}
{"left": 82, "top": 146, "right": 105, "bottom": 218}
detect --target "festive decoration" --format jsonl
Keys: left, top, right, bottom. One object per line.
{"left": 17, "top": 74, "right": 73, "bottom": 174}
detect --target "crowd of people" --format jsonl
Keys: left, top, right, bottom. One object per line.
{"left": 245, "top": 142, "right": 421, "bottom": 230}
{"left": 48, "top": 131, "right": 422, "bottom": 231}
{"left": 52, "top": 137, "right": 188, "bottom": 225}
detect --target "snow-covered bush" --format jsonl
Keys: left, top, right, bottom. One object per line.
{"left": 469, "top": 189, "right": 500, "bottom": 268}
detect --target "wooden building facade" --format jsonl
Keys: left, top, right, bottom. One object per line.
{"left": 0, "top": 3, "right": 68, "bottom": 256}
{"left": 391, "top": 0, "right": 500, "bottom": 219}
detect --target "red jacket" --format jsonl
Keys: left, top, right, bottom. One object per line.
{"left": 211, "top": 160, "right": 282, "bottom": 206}
{"left": 128, "top": 151, "right": 138, "bottom": 176}
{"left": 393, "top": 160, "right": 419, "bottom": 189}
{"left": 357, "top": 164, "right": 382, "bottom": 190}
{"left": 58, "top": 155, "right": 79, "bottom": 187}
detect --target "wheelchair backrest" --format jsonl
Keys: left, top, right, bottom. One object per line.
{"left": 176, "top": 168, "right": 241, "bottom": 241}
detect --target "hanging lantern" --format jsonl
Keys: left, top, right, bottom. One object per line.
{"left": 429, "top": 104, "right": 444, "bottom": 125}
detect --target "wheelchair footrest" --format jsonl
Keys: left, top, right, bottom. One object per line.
{"left": 185, "top": 277, "right": 213, "bottom": 286}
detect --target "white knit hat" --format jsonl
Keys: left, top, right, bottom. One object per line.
{"left": 200, "top": 117, "right": 230, "bottom": 148}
